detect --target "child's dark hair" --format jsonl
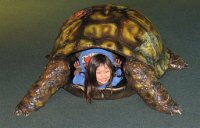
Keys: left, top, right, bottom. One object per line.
{"left": 84, "top": 54, "right": 114, "bottom": 103}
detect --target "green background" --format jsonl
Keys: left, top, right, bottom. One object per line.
{"left": 0, "top": 0, "right": 199, "bottom": 128}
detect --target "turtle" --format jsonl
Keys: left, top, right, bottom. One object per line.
{"left": 15, "top": 4, "right": 188, "bottom": 117}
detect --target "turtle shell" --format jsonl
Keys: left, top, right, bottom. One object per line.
{"left": 50, "top": 4, "right": 167, "bottom": 71}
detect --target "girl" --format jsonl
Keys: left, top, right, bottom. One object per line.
{"left": 72, "top": 49, "right": 123, "bottom": 102}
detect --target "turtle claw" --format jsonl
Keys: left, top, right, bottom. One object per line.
{"left": 168, "top": 104, "right": 182, "bottom": 116}
{"left": 169, "top": 56, "right": 188, "bottom": 70}
{"left": 169, "top": 50, "right": 188, "bottom": 70}
{"left": 15, "top": 110, "right": 30, "bottom": 117}
{"left": 172, "top": 108, "right": 182, "bottom": 116}
{"left": 15, "top": 106, "right": 31, "bottom": 117}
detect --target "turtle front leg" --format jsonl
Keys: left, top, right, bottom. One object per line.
{"left": 168, "top": 49, "right": 188, "bottom": 70}
{"left": 124, "top": 59, "right": 182, "bottom": 115}
{"left": 15, "top": 58, "right": 70, "bottom": 116}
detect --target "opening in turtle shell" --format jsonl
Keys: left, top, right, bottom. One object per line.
{"left": 67, "top": 48, "right": 127, "bottom": 89}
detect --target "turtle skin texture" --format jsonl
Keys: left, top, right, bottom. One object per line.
{"left": 15, "top": 4, "right": 188, "bottom": 117}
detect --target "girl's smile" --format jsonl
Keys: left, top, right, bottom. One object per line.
{"left": 96, "top": 64, "right": 111, "bottom": 85}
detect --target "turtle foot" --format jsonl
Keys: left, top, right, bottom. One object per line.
{"left": 15, "top": 58, "right": 70, "bottom": 116}
{"left": 124, "top": 59, "right": 183, "bottom": 115}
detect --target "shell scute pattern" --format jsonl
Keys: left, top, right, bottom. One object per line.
{"left": 51, "top": 4, "right": 164, "bottom": 67}
{"left": 83, "top": 23, "right": 118, "bottom": 39}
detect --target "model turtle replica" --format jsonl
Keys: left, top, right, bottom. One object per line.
{"left": 15, "top": 4, "right": 188, "bottom": 116}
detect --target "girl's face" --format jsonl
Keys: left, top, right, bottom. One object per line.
{"left": 96, "top": 64, "right": 111, "bottom": 85}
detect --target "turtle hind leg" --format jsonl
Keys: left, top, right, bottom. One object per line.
{"left": 15, "top": 58, "right": 70, "bottom": 116}
{"left": 124, "top": 59, "right": 182, "bottom": 115}
{"left": 168, "top": 49, "right": 188, "bottom": 70}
